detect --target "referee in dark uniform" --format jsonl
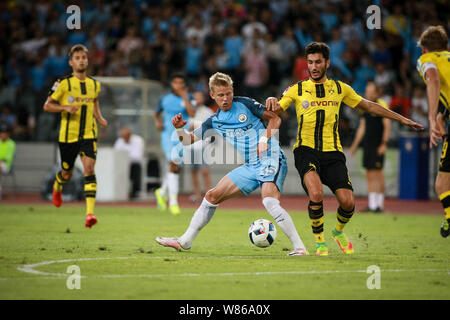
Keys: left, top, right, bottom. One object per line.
{"left": 350, "top": 82, "right": 391, "bottom": 212}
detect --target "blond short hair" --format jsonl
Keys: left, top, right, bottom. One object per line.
{"left": 209, "top": 72, "right": 233, "bottom": 92}
{"left": 418, "top": 26, "right": 448, "bottom": 51}
{"left": 69, "top": 44, "right": 89, "bottom": 59}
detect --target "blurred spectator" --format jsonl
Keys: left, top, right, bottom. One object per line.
{"left": 384, "top": 4, "right": 409, "bottom": 37}
{"left": 390, "top": 83, "right": 411, "bottom": 118}
{"left": 114, "top": 127, "right": 144, "bottom": 199}
{"left": 0, "top": 104, "right": 16, "bottom": 130}
{"left": 105, "top": 50, "right": 128, "bottom": 77}
{"left": 185, "top": 36, "right": 203, "bottom": 81}
{"left": 0, "top": 123, "right": 16, "bottom": 199}
{"left": 141, "top": 45, "right": 161, "bottom": 81}
{"left": 117, "top": 26, "right": 144, "bottom": 61}
{"left": 212, "top": 43, "right": 231, "bottom": 73}
{"left": 352, "top": 55, "right": 376, "bottom": 95}
{"left": 371, "top": 36, "right": 393, "bottom": 66}
{"left": 277, "top": 27, "right": 298, "bottom": 76}
{"left": 294, "top": 19, "right": 313, "bottom": 50}
{"left": 30, "top": 57, "right": 47, "bottom": 93}
{"left": 410, "top": 86, "right": 429, "bottom": 130}
{"left": 328, "top": 28, "right": 352, "bottom": 79}
{"left": 242, "top": 11, "right": 268, "bottom": 42}
{"left": 19, "top": 27, "right": 48, "bottom": 59}
{"left": 223, "top": 24, "right": 244, "bottom": 72}
{"left": 320, "top": 3, "right": 339, "bottom": 35}
{"left": 243, "top": 43, "right": 268, "bottom": 103}
{"left": 374, "top": 63, "right": 394, "bottom": 90}
{"left": 340, "top": 12, "right": 365, "bottom": 45}
{"left": 67, "top": 29, "right": 88, "bottom": 46}
{"left": 269, "top": 0, "right": 290, "bottom": 23}
{"left": 185, "top": 17, "right": 209, "bottom": 45}
{"left": 396, "top": 58, "right": 413, "bottom": 93}
{"left": 45, "top": 37, "right": 70, "bottom": 78}
{"left": 264, "top": 33, "right": 283, "bottom": 87}
{"left": 292, "top": 51, "right": 309, "bottom": 82}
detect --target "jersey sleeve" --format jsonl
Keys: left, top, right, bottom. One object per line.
{"left": 341, "top": 81, "right": 363, "bottom": 108}
{"left": 49, "top": 78, "right": 67, "bottom": 102}
{"left": 193, "top": 116, "right": 214, "bottom": 140}
{"left": 278, "top": 85, "right": 296, "bottom": 111}
{"left": 236, "top": 96, "right": 265, "bottom": 119}
{"left": 416, "top": 54, "right": 437, "bottom": 78}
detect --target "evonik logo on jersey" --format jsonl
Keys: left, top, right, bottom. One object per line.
{"left": 303, "top": 101, "right": 339, "bottom": 109}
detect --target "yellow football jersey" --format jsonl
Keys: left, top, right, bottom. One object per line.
{"left": 49, "top": 75, "right": 101, "bottom": 143}
{"left": 416, "top": 50, "right": 450, "bottom": 110}
{"left": 279, "top": 78, "right": 363, "bottom": 152}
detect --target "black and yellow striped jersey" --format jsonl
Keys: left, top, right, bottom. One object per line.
{"left": 49, "top": 74, "right": 101, "bottom": 143}
{"left": 279, "top": 78, "right": 363, "bottom": 152}
{"left": 416, "top": 50, "right": 450, "bottom": 110}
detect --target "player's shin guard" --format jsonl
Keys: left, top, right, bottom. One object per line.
{"left": 54, "top": 171, "right": 67, "bottom": 192}
{"left": 84, "top": 175, "right": 97, "bottom": 215}
{"left": 308, "top": 200, "right": 325, "bottom": 244}
{"left": 438, "top": 191, "right": 450, "bottom": 221}
{"left": 178, "top": 197, "right": 218, "bottom": 249}
{"left": 262, "top": 197, "right": 306, "bottom": 250}
{"left": 335, "top": 206, "right": 355, "bottom": 232}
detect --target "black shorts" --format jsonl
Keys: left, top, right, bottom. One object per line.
{"left": 363, "top": 146, "right": 384, "bottom": 170}
{"left": 294, "top": 146, "right": 353, "bottom": 194}
{"left": 58, "top": 139, "right": 97, "bottom": 171}
{"left": 439, "top": 135, "right": 450, "bottom": 172}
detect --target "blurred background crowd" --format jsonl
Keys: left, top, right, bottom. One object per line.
{"left": 0, "top": 0, "right": 448, "bottom": 146}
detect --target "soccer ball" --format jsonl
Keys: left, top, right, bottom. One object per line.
{"left": 248, "top": 219, "right": 277, "bottom": 248}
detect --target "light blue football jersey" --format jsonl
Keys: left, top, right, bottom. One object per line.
{"left": 193, "top": 96, "right": 282, "bottom": 164}
{"left": 157, "top": 92, "right": 194, "bottom": 141}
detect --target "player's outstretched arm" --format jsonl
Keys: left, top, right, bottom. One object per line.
{"left": 356, "top": 98, "right": 424, "bottom": 131}
{"left": 424, "top": 67, "right": 444, "bottom": 148}
{"left": 43, "top": 97, "right": 79, "bottom": 114}
{"left": 172, "top": 113, "right": 198, "bottom": 146}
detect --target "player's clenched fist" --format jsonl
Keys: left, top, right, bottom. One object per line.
{"left": 172, "top": 113, "right": 187, "bottom": 129}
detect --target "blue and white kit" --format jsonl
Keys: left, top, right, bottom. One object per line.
{"left": 193, "top": 96, "right": 287, "bottom": 195}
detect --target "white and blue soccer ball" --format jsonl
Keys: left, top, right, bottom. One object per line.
{"left": 248, "top": 219, "right": 277, "bottom": 248}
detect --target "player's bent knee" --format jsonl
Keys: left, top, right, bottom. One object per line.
{"left": 205, "top": 189, "right": 220, "bottom": 205}
{"left": 308, "top": 189, "right": 323, "bottom": 203}
{"left": 339, "top": 197, "right": 355, "bottom": 212}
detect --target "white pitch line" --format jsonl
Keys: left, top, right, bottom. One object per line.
{"left": 8, "top": 256, "right": 448, "bottom": 281}
{"left": 16, "top": 257, "right": 135, "bottom": 277}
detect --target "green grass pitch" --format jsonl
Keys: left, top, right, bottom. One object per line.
{"left": 0, "top": 204, "right": 448, "bottom": 300}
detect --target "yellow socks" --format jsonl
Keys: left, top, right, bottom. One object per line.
{"left": 336, "top": 206, "right": 355, "bottom": 232}
{"left": 84, "top": 175, "right": 97, "bottom": 215}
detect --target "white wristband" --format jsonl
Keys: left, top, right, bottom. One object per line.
{"left": 176, "top": 128, "right": 185, "bottom": 133}
{"left": 259, "top": 136, "right": 268, "bottom": 144}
